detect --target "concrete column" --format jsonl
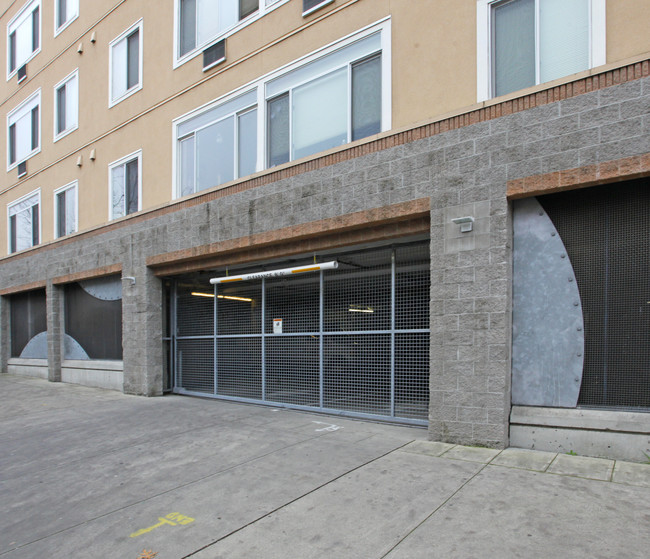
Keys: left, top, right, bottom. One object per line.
{"left": 0, "top": 295, "right": 10, "bottom": 374}
{"left": 46, "top": 281, "right": 63, "bottom": 382}
{"left": 122, "top": 263, "right": 164, "bottom": 396}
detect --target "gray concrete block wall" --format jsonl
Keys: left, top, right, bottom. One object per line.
{"left": 0, "top": 77, "right": 649, "bottom": 447}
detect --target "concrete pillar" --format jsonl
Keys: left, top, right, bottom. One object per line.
{"left": 122, "top": 263, "right": 164, "bottom": 396}
{"left": 0, "top": 295, "right": 10, "bottom": 374}
{"left": 46, "top": 281, "right": 63, "bottom": 382}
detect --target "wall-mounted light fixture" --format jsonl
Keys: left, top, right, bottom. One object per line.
{"left": 90, "top": 31, "right": 97, "bottom": 43}
{"left": 77, "top": 42, "right": 83, "bottom": 54}
{"left": 89, "top": 149, "right": 96, "bottom": 161}
{"left": 76, "top": 155, "right": 83, "bottom": 167}
{"left": 452, "top": 216, "right": 474, "bottom": 233}
{"left": 122, "top": 276, "right": 136, "bottom": 285}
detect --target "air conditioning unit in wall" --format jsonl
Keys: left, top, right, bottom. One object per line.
{"left": 17, "top": 64, "right": 27, "bottom": 83}
{"left": 203, "top": 39, "right": 226, "bottom": 72}
{"left": 17, "top": 161, "right": 27, "bottom": 178}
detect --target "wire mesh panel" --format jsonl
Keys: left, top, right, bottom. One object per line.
{"left": 265, "top": 275, "right": 319, "bottom": 333}
{"left": 176, "top": 285, "right": 213, "bottom": 337}
{"left": 323, "top": 334, "right": 391, "bottom": 416}
{"left": 396, "top": 244, "right": 431, "bottom": 330}
{"left": 265, "top": 336, "right": 320, "bottom": 406}
{"left": 540, "top": 179, "right": 650, "bottom": 409}
{"left": 216, "top": 338, "right": 262, "bottom": 400}
{"left": 395, "top": 333, "right": 430, "bottom": 419}
{"left": 323, "top": 248, "right": 392, "bottom": 332}
{"left": 216, "top": 282, "right": 262, "bottom": 335}
{"left": 177, "top": 338, "right": 214, "bottom": 393}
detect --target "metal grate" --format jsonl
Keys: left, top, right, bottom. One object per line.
{"left": 169, "top": 241, "right": 431, "bottom": 423}
{"left": 177, "top": 338, "right": 214, "bottom": 393}
{"left": 265, "top": 336, "right": 320, "bottom": 406}
{"left": 323, "top": 333, "right": 391, "bottom": 415}
{"left": 217, "top": 338, "right": 262, "bottom": 400}
{"left": 540, "top": 179, "right": 650, "bottom": 409}
{"left": 395, "top": 333, "right": 430, "bottom": 419}
{"left": 177, "top": 285, "right": 213, "bottom": 337}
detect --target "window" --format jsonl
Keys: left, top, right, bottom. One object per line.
{"left": 109, "top": 151, "right": 141, "bottom": 219}
{"left": 174, "top": 24, "right": 389, "bottom": 197}
{"left": 8, "top": 190, "right": 39, "bottom": 253}
{"left": 177, "top": 91, "right": 258, "bottom": 196}
{"left": 302, "top": 0, "right": 334, "bottom": 16}
{"left": 7, "top": 90, "right": 40, "bottom": 170}
{"left": 7, "top": 0, "right": 40, "bottom": 78}
{"left": 54, "top": 181, "right": 77, "bottom": 237}
{"left": 54, "top": 70, "right": 78, "bottom": 140}
{"left": 55, "top": 0, "right": 78, "bottom": 34}
{"left": 476, "top": 0, "right": 606, "bottom": 101}
{"left": 176, "top": 0, "right": 287, "bottom": 63}
{"left": 266, "top": 33, "right": 382, "bottom": 166}
{"left": 109, "top": 20, "right": 142, "bottom": 106}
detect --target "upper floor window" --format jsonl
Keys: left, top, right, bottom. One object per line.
{"left": 302, "top": 0, "right": 334, "bottom": 16}
{"left": 54, "top": 69, "right": 78, "bottom": 140}
{"left": 8, "top": 190, "right": 39, "bottom": 253}
{"left": 55, "top": 0, "right": 79, "bottom": 35}
{"left": 109, "top": 20, "right": 142, "bottom": 107}
{"left": 54, "top": 181, "right": 77, "bottom": 237}
{"left": 109, "top": 150, "right": 141, "bottom": 219}
{"left": 7, "top": 90, "right": 40, "bottom": 170}
{"left": 176, "top": 0, "right": 286, "bottom": 64}
{"left": 477, "top": 0, "right": 606, "bottom": 100}
{"left": 7, "top": 0, "right": 40, "bottom": 78}
{"left": 174, "top": 23, "right": 389, "bottom": 197}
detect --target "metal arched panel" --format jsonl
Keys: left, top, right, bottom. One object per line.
{"left": 512, "top": 197, "right": 584, "bottom": 407}
{"left": 19, "top": 331, "right": 48, "bottom": 359}
{"left": 64, "top": 334, "right": 90, "bottom": 360}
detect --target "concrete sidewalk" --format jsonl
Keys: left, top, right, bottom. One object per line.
{"left": 1, "top": 374, "right": 649, "bottom": 559}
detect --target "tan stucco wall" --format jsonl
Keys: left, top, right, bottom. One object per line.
{"left": 0, "top": 0, "right": 649, "bottom": 254}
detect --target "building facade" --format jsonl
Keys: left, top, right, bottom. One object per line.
{"left": 1, "top": 0, "right": 649, "bottom": 460}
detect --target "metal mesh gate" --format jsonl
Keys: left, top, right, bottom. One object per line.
{"left": 170, "top": 241, "right": 430, "bottom": 424}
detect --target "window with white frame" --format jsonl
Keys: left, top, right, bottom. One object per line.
{"left": 54, "top": 70, "right": 78, "bottom": 140}
{"left": 477, "top": 0, "right": 606, "bottom": 101}
{"left": 7, "top": 90, "right": 40, "bottom": 170}
{"left": 174, "top": 24, "right": 388, "bottom": 197}
{"left": 8, "top": 190, "right": 39, "bottom": 253}
{"left": 176, "top": 0, "right": 286, "bottom": 62}
{"left": 302, "top": 0, "right": 333, "bottom": 16}
{"left": 54, "top": 181, "right": 77, "bottom": 237}
{"left": 109, "top": 20, "right": 142, "bottom": 106}
{"left": 7, "top": 0, "right": 40, "bottom": 77}
{"left": 55, "top": 0, "right": 78, "bottom": 34}
{"left": 109, "top": 151, "right": 141, "bottom": 219}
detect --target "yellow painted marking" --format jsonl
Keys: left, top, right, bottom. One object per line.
{"left": 292, "top": 266, "right": 320, "bottom": 273}
{"left": 220, "top": 277, "right": 243, "bottom": 283}
{"left": 130, "top": 513, "right": 195, "bottom": 538}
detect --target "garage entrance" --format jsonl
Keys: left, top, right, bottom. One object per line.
{"left": 165, "top": 241, "right": 430, "bottom": 424}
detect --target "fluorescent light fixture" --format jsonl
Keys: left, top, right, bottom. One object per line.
{"left": 211, "top": 261, "right": 338, "bottom": 284}
{"left": 348, "top": 305, "right": 374, "bottom": 313}
{"left": 191, "top": 292, "right": 253, "bottom": 302}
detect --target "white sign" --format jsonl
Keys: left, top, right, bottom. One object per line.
{"left": 273, "top": 319, "right": 283, "bottom": 334}
{"left": 210, "top": 261, "right": 338, "bottom": 284}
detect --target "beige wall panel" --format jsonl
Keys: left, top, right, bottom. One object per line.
{"left": 391, "top": 0, "right": 476, "bottom": 127}
{"left": 606, "top": 0, "right": 650, "bottom": 63}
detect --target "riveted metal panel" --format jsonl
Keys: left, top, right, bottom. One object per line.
{"left": 512, "top": 197, "right": 584, "bottom": 407}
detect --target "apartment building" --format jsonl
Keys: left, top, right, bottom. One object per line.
{"left": 1, "top": 0, "right": 649, "bottom": 461}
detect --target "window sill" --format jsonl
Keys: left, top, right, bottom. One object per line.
{"left": 54, "top": 14, "right": 78, "bottom": 37}
{"left": 109, "top": 83, "right": 142, "bottom": 109}
{"left": 302, "top": 0, "right": 334, "bottom": 17}
{"left": 6, "top": 48, "right": 40, "bottom": 82}
{"left": 53, "top": 124, "right": 78, "bottom": 143}
{"left": 7, "top": 149, "right": 40, "bottom": 173}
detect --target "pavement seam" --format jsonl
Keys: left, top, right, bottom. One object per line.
{"left": 378, "top": 459, "right": 492, "bottom": 559}
{"left": 178, "top": 440, "right": 416, "bottom": 558}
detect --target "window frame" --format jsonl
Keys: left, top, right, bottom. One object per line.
{"left": 172, "top": 19, "right": 391, "bottom": 199}
{"left": 108, "top": 19, "right": 143, "bottom": 108}
{"left": 53, "top": 180, "right": 78, "bottom": 238}
{"left": 54, "top": 0, "right": 79, "bottom": 36}
{"left": 302, "top": 0, "right": 334, "bottom": 17}
{"left": 108, "top": 150, "right": 142, "bottom": 220}
{"left": 53, "top": 68, "right": 79, "bottom": 141}
{"left": 173, "top": 0, "right": 289, "bottom": 69}
{"left": 7, "top": 89, "right": 41, "bottom": 171}
{"left": 7, "top": 188, "right": 40, "bottom": 254}
{"left": 476, "top": 0, "right": 606, "bottom": 102}
{"left": 7, "top": 0, "right": 41, "bottom": 80}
